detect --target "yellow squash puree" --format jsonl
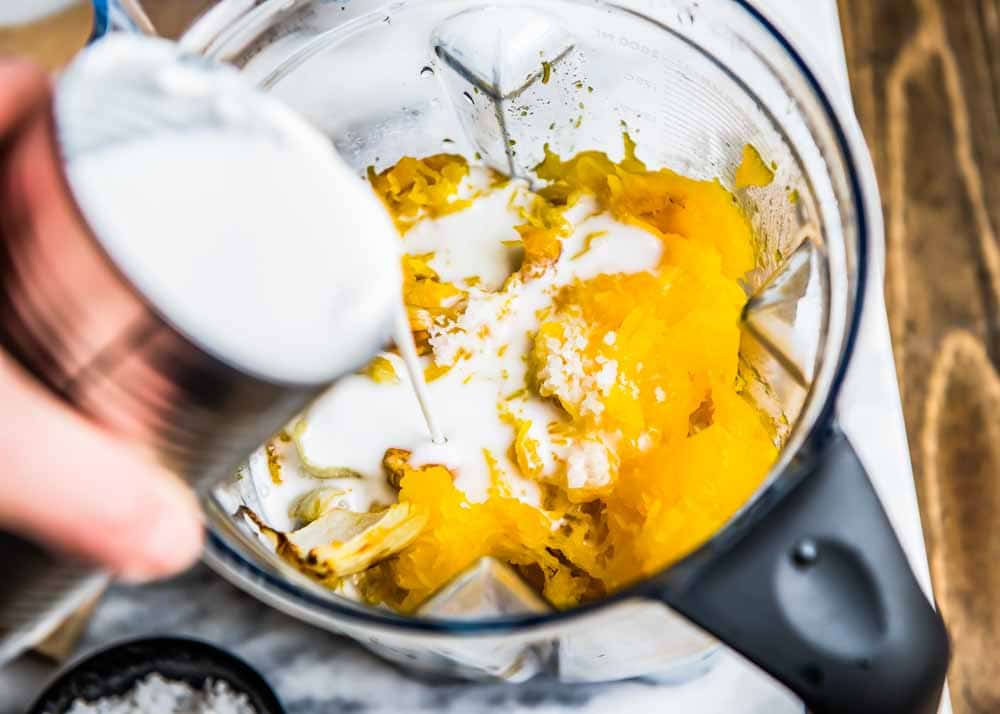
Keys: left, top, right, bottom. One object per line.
{"left": 347, "top": 139, "right": 777, "bottom": 611}
{"left": 734, "top": 143, "right": 775, "bottom": 189}
{"left": 366, "top": 154, "right": 472, "bottom": 233}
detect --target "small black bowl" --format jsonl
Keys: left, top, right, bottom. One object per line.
{"left": 28, "top": 636, "right": 285, "bottom": 714}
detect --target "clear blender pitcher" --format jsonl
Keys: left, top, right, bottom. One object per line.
{"left": 90, "top": 1, "right": 948, "bottom": 711}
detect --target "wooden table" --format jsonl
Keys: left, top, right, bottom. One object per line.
{"left": 839, "top": 2, "right": 1000, "bottom": 713}
{"left": 1, "top": 2, "right": 996, "bottom": 712}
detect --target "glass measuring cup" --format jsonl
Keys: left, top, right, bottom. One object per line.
{"left": 151, "top": 0, "right": 948, "bottom": 710}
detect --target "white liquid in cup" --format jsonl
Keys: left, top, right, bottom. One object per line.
{"left": 59, "top": 35, "right": 405, "bottom": 388}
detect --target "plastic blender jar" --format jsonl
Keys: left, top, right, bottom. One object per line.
{"left": 94, "top": 2, "right": 949, "bottom": 711}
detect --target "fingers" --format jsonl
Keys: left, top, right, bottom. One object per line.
{"left": 0, "top": 58, "right": 203, "bottom": 581}
{"left": 0, "top": 351, "right": 204, "bottom": 581}
{"left": 0, "top": 59, "right": 51, "bottom": 139}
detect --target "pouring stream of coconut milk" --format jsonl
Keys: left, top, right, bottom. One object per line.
{"left": 57, "top": 36, "right": 447, "bottom": 459}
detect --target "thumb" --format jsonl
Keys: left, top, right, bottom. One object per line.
{"left": 0, "top": 350, "right": 204, "bottom": 581}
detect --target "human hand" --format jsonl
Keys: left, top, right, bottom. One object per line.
{"left": 0, "top": 59, "right": 203, "bottom": 581}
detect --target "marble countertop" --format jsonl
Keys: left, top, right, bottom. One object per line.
{"left": 2, "top": 567, "right": 804, "bottom": 714}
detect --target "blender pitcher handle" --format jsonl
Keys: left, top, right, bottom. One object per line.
{"left": 656, "top": 428, "right": 949, "bottom": 714}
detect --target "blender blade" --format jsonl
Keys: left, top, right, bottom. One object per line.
{"left": 417, "top": 557, "right": 551, "bottom": 619}
{"left": 432, "top": 6, "right": 581, "bottom": 178}
{"left": 740, "top": 235, "right": 824, "bottom": 389}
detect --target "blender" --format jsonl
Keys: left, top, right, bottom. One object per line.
{"left": 3, "top": 1, "right": 949, "bottom": 712}
{"left": 174, "top": 1, "right": 948, "bottom": 710}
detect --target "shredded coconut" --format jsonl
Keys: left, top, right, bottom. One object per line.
{"left": 536, "top": 312, "right": 619, "bottom": 418}
{"left": 565, "top": 438, "right": 615, "bottom": 491}
{"left": 594, "top": 360, "right": 618, "bottom": 392}
{"left": 580, "top": 392, "right": 605, "bottom": 416}
{"left": 429, "top": 286, "right": 512, "bottom": 365}
{"left": 602, "top": 331, "right": 617, "bottom": 346}
{"left": 654, "top": 386, "right": 666, "bottom": 403}
{"left": 61, "top": 673, "right": 257, "bottom": 714}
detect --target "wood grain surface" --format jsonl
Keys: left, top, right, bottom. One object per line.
{"left": 138, "top": 0, "right": 216, "bottom": 39}
{"left": 839, "top": 1, "right": 1000, "bottom": 712}
{"left": 0, "top": 3, "right": 92, "bottom": 71}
